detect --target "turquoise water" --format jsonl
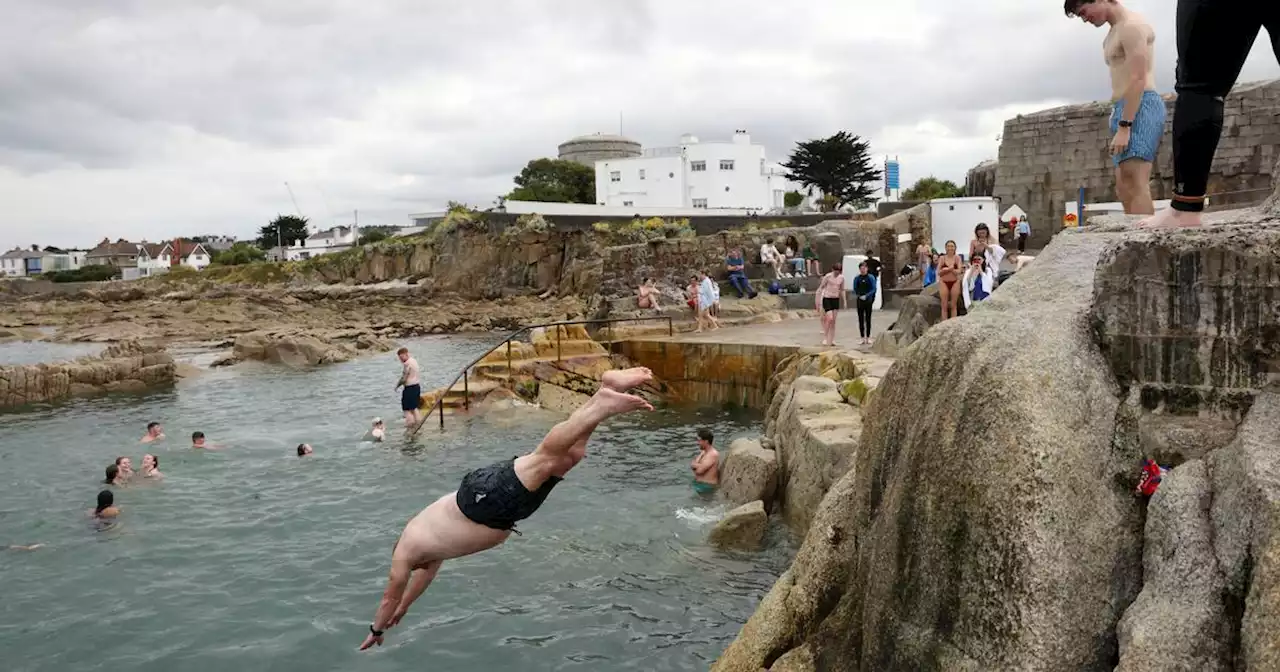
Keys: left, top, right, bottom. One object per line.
{"left": 0, "top": 336, "right": 788, "bottom": 671}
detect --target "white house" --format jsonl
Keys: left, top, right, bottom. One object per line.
{"left": 594, "top": 130, "right": 803, "bottom": 211}
{"left": 134, "top": 240, "right": 211, "bottom": 276}
{"left": 286, "top": 225, "right": 358, "bottom": 261}
{"left": 0, "top": 246, "right": 89, "bottom": 277}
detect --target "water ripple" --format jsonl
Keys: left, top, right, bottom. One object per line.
{"left": 0, "top": 335, "right": 792, "bottom": 671}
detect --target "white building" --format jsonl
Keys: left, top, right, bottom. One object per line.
{"left": 0, "top": 246, "right": 89, "bottom": 277}
{"left": 134, "top": 240, "right": 211, "bottom": 277}
{"left": 286, "top": 225, "right": 358, "bottom": 261}
{"left": 928, "top": 197, "right": 1000, "bottom": 256}
{"left": 594, "top": 130, "right": 803, "bottom": 211}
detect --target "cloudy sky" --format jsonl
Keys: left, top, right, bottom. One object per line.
{"left": 1, "top": 0, "right": 1277, "bottom": 250}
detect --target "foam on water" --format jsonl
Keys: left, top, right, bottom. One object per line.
{"left": 675, "top": 505, "right": 728, "bottom": 527}
{"left": 0, "top": 334, "right": 792, "bottom": 672}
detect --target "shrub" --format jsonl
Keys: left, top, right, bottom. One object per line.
{"left": 44, "top": 264, "right": 118, "bottom": 283}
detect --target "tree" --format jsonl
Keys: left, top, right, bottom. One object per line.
{"left": 357, "top": 230, "right": 389, "bottom": 245}
{"left": 783, "top": 190, "right": 804, "bottom": 208}
{"left": 211, "top": 242, "right": 267, "bottom": 266}
{"left": 903, "top": 176, "right": 964, "bottom": 201}
{"left": 257, "top": 215, "right": 309, "bottom": 250}
{"left": 506, "top": 158, "right": 595, "bottom": 204}
{"left": 781, "top": 132, "right": 882, "bottom": 211}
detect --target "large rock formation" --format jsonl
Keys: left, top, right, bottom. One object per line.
{"left": 0, "top": 340, "right": 175, "bottom": 409}
{"left": 714, "top": 200, "right": 1280, "bottom": 671}
{"left": 709, "top": 500, "right": 769, "bottom": 552}
{"left": 217, "top": 328, "right": 396, "bottom": 367}
{"left": 720, "top": 438, "right": 780, "bottom": 509}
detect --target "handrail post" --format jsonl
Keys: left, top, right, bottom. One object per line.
{"left": 667, "top": 316, "right": 673, "bottom": 336}
{"left": 438, "top": 398, "right": 444, "bottom": 429}
{"left": 463, "top": 370, "right": 469, "bottom": 410}
{"left": 506, "top": 340, "right": 512, "bottom": 378}
{"left": 556, "top": 326, "right": 562, "bottom": 362}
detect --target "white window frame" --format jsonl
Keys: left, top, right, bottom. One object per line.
{"left": 623, "top": 201, "right": 634, "bottom": 207}
{"left": 690, "top": 161, "right": 706, "bottom": 172}
{"left": 610, "top": 171, "right": 621, "bottom": 183}
{"left": 719, "top": 160, "right": 735, "bottom": 171}
{"left": 638, "top": 169, "right": 646, "bottom": 180}
{"left": 692, "top": 198, "right": 708, "bottom": 209}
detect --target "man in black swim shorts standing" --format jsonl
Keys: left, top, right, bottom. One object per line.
{"left": 395, "top": 347, "right": 422, "bottom": 428}
{"left": 358, "top": 367, "right": 655, "bottom": 651}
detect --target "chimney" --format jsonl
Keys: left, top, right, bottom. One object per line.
{"left": 30, "top": 244, "right": 38, "bottom": 251}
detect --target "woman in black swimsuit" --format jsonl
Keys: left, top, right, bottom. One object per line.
{"left": 937, "top": 240, "right": 963, "bottom": 320}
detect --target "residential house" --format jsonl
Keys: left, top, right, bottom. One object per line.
{"left": 286, "top": 225, "right": 358, "bottom": 261}
{"left": 86, "top": 238, "right": 142, "bottom": 269}
{"left": 136, "top": 243, "right": 173, "bottom": 277}
{"left": 1, "top": 247, "right": 27, "bottom": 277}
{"left": 171, "top": 239, "right": 212, "bottom": 270}
{"left": 0, "top": 246, "right": 87, "bottom": 277}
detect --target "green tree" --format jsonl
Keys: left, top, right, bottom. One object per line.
{"left": 783, "top": 190, "right": 804, "bottom": 208}
{"left": 357, "top": 230, "right": 389, "bottom": 245}
{"left": 257, "top": 215, "right": 310, "bottom": 250}
{"left": 506, "top": 158, "right": 595, "bottom": 204}
{"left": 212, "top": 242, "right": 267, "bottom": 266}
{"left": 781, "top": 131, "right": 882, "bottom": 211}
{"left": 903, "top": 176, "right": 964, "bottom": 201}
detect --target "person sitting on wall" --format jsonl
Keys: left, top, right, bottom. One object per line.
{"left": 724, "top": 248, "right": 757, "bottom": 299}
{"left": 636, "top": 278, "right": 662, "bottom": 311}
{"left": 759, "top": 239, "right": 783, "bottom": 279}
{"left": 802, "top": 243, "right": 819, "bottom": 276}
{"left": 784, "top": 243, "right": 806, "bottom": 277}
{"left": 685, "top": 275, "right": 699, "bottom": 313}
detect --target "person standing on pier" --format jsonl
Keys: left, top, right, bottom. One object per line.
{"left": 816, "top": 263, "right": 847, "bottom": 347}
{"left": 852, "top": 261, "right": 878, "bottom": 345}
{"left": 396, "top": 347, "right": 422, "bottom": 428}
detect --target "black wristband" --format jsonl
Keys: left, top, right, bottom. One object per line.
{"left": 370, "top": 624, "right": 384, "bottom": 637}
{"left": 1118, "top": 120, "right": 1133, "bottom": 128}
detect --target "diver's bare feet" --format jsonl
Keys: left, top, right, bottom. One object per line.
{"left": 1139, "top": 207, "right": 1204, "bottom": 230}
{"left": 602, "top": 367, "right": 653, "bottom": 392}
{"left": 593, "top": 387, "right": 654, "bottom": 415}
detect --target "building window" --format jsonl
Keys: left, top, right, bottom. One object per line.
{"left": 692, "top": 199, "right": 708, "bottom": 209}
{"left": 690, "top": 161, "right": 706, "bottom": 172}
{"left": 638, "top": 169, "right": 646, "bottom": 180}
{"left": 719, "top": 160, "right": 735, "bottom": 171}
{"left": 623, "top": 201, "right": 634, "bottom": 207}
{"left": 610, "top": 171, "right": 621, "bottom": 182}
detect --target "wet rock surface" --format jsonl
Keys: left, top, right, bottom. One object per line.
{"left": 0, "top": 339, "right": 175, "bottom": 409}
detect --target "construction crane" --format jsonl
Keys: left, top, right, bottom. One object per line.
{"left": 278, "top": 182, "right": 306, "bottom": 257}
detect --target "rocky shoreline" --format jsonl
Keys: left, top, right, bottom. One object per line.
{"left": 0, "top": 340, "right": 176, "bottom": 409}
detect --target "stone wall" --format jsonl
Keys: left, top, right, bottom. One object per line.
{"left": 617, "top": 340, "right": 804, "bottom": 409}
{"left": 415, "top": 211, "right": 865, "bottom": 237}
{"left": 993, "top": 79, "right": 1280, "bottom": 250}
{"left": 965, "top": 159, "right": 997, "bottom": 197}
{"left": 597, "top": 204, "right": 930, "bottom": 297}
{"left": 0, "top": 340, "right": 176, "bottom": 409}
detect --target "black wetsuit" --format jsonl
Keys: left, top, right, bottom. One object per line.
{"left": 1169, "top": 0, "right": 1280, "bottom": 212}
{"left": 456, "top": 458, "right": 562, "bottom": 532}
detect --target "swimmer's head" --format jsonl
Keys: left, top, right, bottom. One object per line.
{"left": 945, "top": 240, "right": 957, "bottom": 254}
{"left": 397, "top": 347, "right": 409, "bottom": 362}
{"left": 142, "top": 454, "right": 158, "bottom": 471}
{"left": 974, "top": 223, "right": 990, "bottom": 240}
{"left": 372, "top": 417, "right": 383, "bottom": 428}
{"left": 96, "top": 490, "right": 114, "bottom": 514}
{"left": 146, "top": 421, "right": 162, "bottom": 435}
{"left": 297, "top": 443, "right": 313, "bottom": 457}
{"left": 1064, "top": 0, "right": 1114, "bottom": 27}
{"left": 696, "top": 428, "right": 714, "bottom": 449}
{"left": 104, "top": 464, "right": 119, "bottom": 484}
{"left": 191, "top": 431, "right": 205, "bottom": 446}
{"left": 115, "top": 456, "right": 132, "bottom": 473}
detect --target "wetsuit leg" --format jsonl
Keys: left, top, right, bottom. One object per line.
{"left": 1170, "top": 0, "right": 1264, "bottom": 212}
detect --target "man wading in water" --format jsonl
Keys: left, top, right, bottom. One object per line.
{"left": 357, "top": 367, "right": 655, "bottom": 651}
{"left": 1065, "top": 0, "right": 1163, "bottom": 216}
{"left": 395, "top": 347, "right": 422, "bottom": 428}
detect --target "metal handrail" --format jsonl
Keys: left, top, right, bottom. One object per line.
{"left": 409, "top": 315, "right": 673, "bottom": 436}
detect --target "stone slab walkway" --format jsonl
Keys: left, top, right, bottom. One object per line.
{"left": 662, "top": 307, "right": 901, "bottom": 351}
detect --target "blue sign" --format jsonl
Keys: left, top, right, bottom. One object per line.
{"left": 885, "top": 160, "right": 900, "bottom": 190}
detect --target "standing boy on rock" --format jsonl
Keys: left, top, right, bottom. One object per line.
{"left": 1065, "top": 0, "right": 1164, "bottom": 215}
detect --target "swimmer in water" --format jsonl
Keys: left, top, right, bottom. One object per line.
{"left": 357, "top": 367, "right": 655, "bottom": 651}
{"left": 141, "top": 454, "right": 163, "bottom": 479}
{"left": 297, "top": 443, "right": 313, "bottom": 457}
{"left": 93, "top": 490, "right": 120, "bottom": 519}
{"left": 367, "top": 418, "right": 386, "bottom": 443}
{"left": 691, "top": 428, "right": 720, "bottom": 495}
{"left": 114, "top": 456, "right": 134, "bottom": 481}
{"left": 140, "top": 421, "right": 165, "bottom": 443}
{"left": 103, "top": 464, "right": 124, "bottom": 486}
{"left": 191, "top": 431, "right": 219, "bottom": 450}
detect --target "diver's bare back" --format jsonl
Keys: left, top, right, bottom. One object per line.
{"left": 400, "top": 493, "right": 511, "bottom": 565}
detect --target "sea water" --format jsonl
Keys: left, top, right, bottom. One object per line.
{"left": 0, "top": 335, "right": 791, "bottom": 671}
